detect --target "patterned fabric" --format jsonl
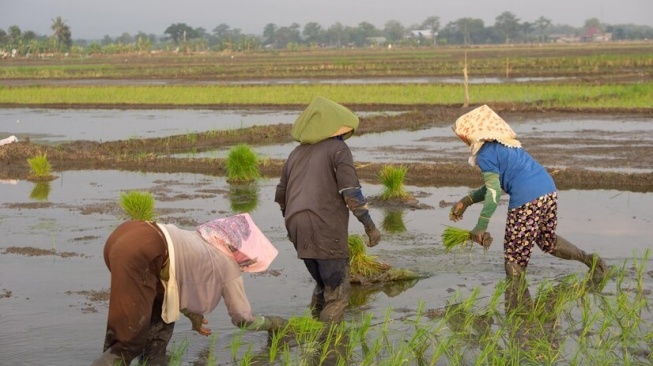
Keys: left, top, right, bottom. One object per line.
{"left": 504, "top": 192, "right": 558, "bottom": 268}
{"left": 196, "top": 213, "right": 279, "bottom": 272}
{"left": 452, "top": 105, "right": 522, "bottom": 158}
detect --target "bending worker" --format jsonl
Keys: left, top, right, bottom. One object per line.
{"left": 93, "top": 214, "right": 286, "bottom": 366}
{"left": 449, "top": 105, "right": 608, "bottom": 280}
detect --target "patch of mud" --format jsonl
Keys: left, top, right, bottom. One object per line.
{"left": 70, "top": 235, "right": 101, "bottom": 242}
{"left": 1, "top": 107, "right": 651, "bottom": 192}
{"left": 66, "top": 289, "right": 110, "bottom": 314}
{"left": 3, "top": 246, "right": 86, "bottom": 258}
{"left": 0, "top": 289, "right": 12, "bottom": 299}
{"left": 3, "top": 202, "right": 54, "bottom": 209}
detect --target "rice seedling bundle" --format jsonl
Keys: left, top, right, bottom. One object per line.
{"left": 226, "top": 144, "right": 260, "bottom": 183}
{"left": 119, "top": 190, "right": 157, "bottom": 221}
{"left": 27, "top": 153, "right": 54, "bottom": 181}
{"left": 378, "top": 164, "right": 410, "bottom": 201}
{"left": 287, "top": 315, "right": 324, "bottom": 335}
{"left": 442, "top": 225, "right": 492, "bottom": 253}
{"left": 441, "top": 225, "right": 473, "bottom": 252}
{"left": 348, "top": 234, "right": 388, "bottom": 278}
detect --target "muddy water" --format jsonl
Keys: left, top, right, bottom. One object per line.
{"left": 182, "top": 115, "right": 653, "bottom": 173}
{"left": 0, "top": 108, "right": 398, "bottom": 144}
{"left": 1, "top": 108, "right": 652, "bottom": 364}
{"left": 1, "top": 169, "right": 652, "bottom": 365}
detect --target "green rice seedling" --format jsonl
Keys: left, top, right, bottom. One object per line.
{"left": 167, "top": 338, "right": 189, "bottom": 365}
{"left": 119, "top": 190, "right": 157, "bottom": 221}
{"left": 287, "top": 313, "right": 325, "bottom": 336}
{"left": 27, "top": 153, "right": 54, "bottom": 181}
{"left": 348, "top": 234, "right": 389, "bottom": 279}
{"left": 441, "top": 225, "right": 473, "bottom": 252}
{"left": 378, "top": 164, "right": 410, "bottom": 201}
{"left": 226, "top": 144, "right": 260, "bottom": 183}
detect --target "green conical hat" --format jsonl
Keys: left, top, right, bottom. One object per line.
{"left": 291, "top": 96, "right": 359, "bottom": 144}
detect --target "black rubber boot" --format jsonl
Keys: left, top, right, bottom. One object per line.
{"left": 552, "top": 236, "right": 607, "bottom": 279}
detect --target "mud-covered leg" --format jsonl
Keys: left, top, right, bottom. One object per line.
{"left": 551, "top": 236, "right": 607, "bottom": 279}
{"left": 310, "top": 285, "right": 325, "bottom": 320}
{"left": 140, "top": 296, "right": 175, "bottom": 366}
{"left": 504, "top": 261, "right": 532, "bottom": 315}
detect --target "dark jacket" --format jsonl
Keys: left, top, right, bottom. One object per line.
{"left": 275, "top": 138, "right": 361, "bottom": 259}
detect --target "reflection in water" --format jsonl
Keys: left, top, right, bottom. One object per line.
{"left": 350, "top": 279, "right": 419, "bottom": 307}
{"left": 229, "top": 183, "right": 259, "bottom": 213}
{"left": 30, "top": 182, "right": 51, "bottom": 201}
{"left": 381, "top": 209, "right": 407, "bottom": 233}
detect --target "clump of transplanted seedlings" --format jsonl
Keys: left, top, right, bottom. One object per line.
{"left": 226, "top": 144, "right": 260, "bottom": 183}
{"left": 27, "top": 152, "right": 56, "bottom": 182}
{"left": 119, "top": 190, "right": 157, "bottom": 221}
{"left": 378, "top": 164, "right": 410, "bottom": 201}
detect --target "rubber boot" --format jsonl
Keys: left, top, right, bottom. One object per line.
{"left": 319, "top": 269, "right": 351, "bottom": 324}
{"left": 552, "top": 236, "right": 607, "bottom": 279}
{"left": 504, "top": 262, "right": 531, "bottom": 315}
{"left": 139, "top": 314, "right": 174, "bottom": 366}
{"left": 310, "top": 285, "right": 325, "bottom": 320}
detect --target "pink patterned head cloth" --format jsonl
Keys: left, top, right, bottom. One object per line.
{"left": 196, "top": 213, "right": 278, "bottom": 272}
{"left": 452, "top": 105, "right": 521, "bottom": 157}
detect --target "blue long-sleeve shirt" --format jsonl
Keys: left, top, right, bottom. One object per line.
{"left": 476, "top": 142, "right": 556, "bottom": 209}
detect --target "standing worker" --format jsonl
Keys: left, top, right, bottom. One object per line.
{"left": 93, "top": 214, "right": 287, "bottom": 366}
{"left": 275, "top": 96, "right": 381, "bottom": 323}
{"left": 448, "top": 105, "right": 607, "bottom": 280}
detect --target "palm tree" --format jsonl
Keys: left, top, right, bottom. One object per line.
{"left": 51, "top": 16, "right": 72, "bottom": 50}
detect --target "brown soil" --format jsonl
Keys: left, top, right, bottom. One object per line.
{"left": 1, "top": 104, "right": 652, "bottom": 192}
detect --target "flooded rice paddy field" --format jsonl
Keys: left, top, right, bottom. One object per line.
{"left": 1, "top": 108, "right": 653, "bottom": 365}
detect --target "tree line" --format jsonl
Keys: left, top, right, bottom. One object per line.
{"left": 2, "top": 13, "right": 652, "bottom": 56}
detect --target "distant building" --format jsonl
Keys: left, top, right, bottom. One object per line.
{"left": 406, "top": 30, "right": 438, "bottom": 45}
{"left": 580, "top": 27, "right": 612, "bottom": 42}
{"left": 366, "top": 37, "right": 387, "bottom": 47}
{"left": 550, "top": 28, "right": 612, "bottom": 43}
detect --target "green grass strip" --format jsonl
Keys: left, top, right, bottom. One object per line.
{"left": 0, "top": 83, "right": 652, "bottom": 108}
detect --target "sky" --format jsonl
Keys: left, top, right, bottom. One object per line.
{"left": 1, "top": 0, "right": 652, "bottom": 40}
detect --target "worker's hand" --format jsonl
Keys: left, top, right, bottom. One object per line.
{"left": 365, "top": 224, "right": 381, "bottom": 248}
{"left": 470, "top": 228, "right": 492, "bottom": 248}
{"left": 264, "top": 315, "right": 288, "bottom": 334}
{"left": 182, "top": 309, "right": 212, "bottom": 336}
{"left": 449, "top": 196, "right": 473, "bottom": 222}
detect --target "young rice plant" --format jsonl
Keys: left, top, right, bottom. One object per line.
{"left": 119, "top": 190, "right": 157, "bottom": 221}
{"left": 226, "top": 144, "right": 260, "bottom": 183}
{"left": 378, "top": 164, "right": 410, "bottom": 201}
{"left": 27, "top": 153, "right": 53, "bottom": 181}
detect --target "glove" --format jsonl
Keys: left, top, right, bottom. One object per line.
{"left": 181, "top": 309, "right": 211, "bottom": 336}
{"left": 449, "top": 196, "right": 473, "bottom": 222}
{"left": 365, "top": 223, "right": 381, "bottom": 248}
{"left": 470, "top": 227, "right": 493, "bottom": 248}
{"left": 263, "top": 315, "right": 288, "bottom": 334}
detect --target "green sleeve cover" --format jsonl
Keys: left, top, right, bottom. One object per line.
{"left": 475, "top": 172, "right": 501, "bottom": 231}
{"left": 468, "top": 185, "right": 487, "bottom": 203}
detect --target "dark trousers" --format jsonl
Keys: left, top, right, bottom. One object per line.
{"left": 302, "top": 258, "right": 350, "bottom": 323}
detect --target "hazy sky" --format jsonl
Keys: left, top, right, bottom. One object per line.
{"left": 2, "top": 0, "right": 652, "bottom": 39}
